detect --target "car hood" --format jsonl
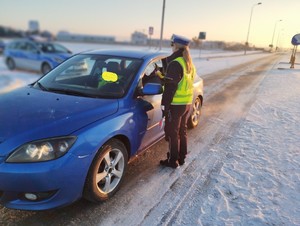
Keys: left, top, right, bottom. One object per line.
{"left": 0, "top": 86, "right": 118, "bottom": 145}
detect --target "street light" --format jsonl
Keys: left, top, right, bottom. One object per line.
{"left": 159, "top": 0, "right": 166, "bottom": 50}
{"left": 244, "top": 2, "right": 262, "bottom": 55}
{"left": 276, "top": 29, "right": 284, "bottom": 51}
{"left": 270, "top": 19, "right": 282, "bottom": 51}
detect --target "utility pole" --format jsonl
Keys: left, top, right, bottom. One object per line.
{"left": 159, "top": 0, "right": 166, "bottom": 50}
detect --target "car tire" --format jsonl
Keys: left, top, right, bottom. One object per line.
{"left": 41, "top": 63, "right": 51, "bottom": 74}
{"left": 187, "top": 96, "right": 202, "bottom": 129}
{"left": 83, "top": 139, "right": 128, "bottom": 202}
{"left": 6, "top": 58, "right": 15, "bottom": 70}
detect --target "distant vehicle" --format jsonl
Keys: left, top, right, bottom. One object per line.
{"left": 0, "top": 49, "right": 203, "bottom": 210}
{"left": 0, "top": 39, "right": 5, "bottom": 53}
{"left": 3, "top": 38, "right": 72, "bottom": 74}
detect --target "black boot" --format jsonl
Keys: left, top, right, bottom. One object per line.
{"left": 160, "top": 159, "right": 178, "bottom": 168}
{"left": 178, "top": 158, "right": 185, "bottom": 166}
{"left": 167, "top": 152, "right": 185, "bottom": 166}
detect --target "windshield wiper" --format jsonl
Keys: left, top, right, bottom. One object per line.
{"left": 47, "top": 87, "right": 97, "bottom": 98}
{"left": 36, "top": 82, "right": 49, "bottom": 91}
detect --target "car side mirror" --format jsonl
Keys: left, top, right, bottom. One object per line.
{"left": 142, "top": 83, "right": 163, "bottom": 96}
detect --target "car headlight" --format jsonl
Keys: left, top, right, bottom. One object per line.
{"left": 6, "top": 136, "right": 77, "bottom": 163}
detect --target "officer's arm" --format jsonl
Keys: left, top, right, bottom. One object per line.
{"left": 161, "top": 62, "right": 183, "bottom": 115}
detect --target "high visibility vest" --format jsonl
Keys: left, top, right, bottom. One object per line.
{"left": 171, "top": 57, "right": 194, "bottom": 105}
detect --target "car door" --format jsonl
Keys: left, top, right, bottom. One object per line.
{"left": 21, "top": 42, "right": 41, "bottom": 71}
{"left": 12, "top": 41, "right": 40, "bottom": 71}
{"left": 10, "top": 41, "right": 28, "bottom": 68}
{"left": 137, "top": 59, "right": 165, "bottom": 151}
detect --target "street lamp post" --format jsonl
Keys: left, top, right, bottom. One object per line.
{"left": 270, "top": 19, "right": 282, "bottom": 51}
{"left": 276, "top": 29, "right": 284, "bottom": 51}
{"left": 244, "top": 2, "right": 262, "bottom": 55}
{"left": 159, "top": 0, "right": 166, "bottom": 50}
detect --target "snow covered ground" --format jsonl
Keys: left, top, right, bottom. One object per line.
{"left": 0, "top": 43, "right": 299, "bottom": 225}
{"left": 197, "top": 60, "right": 300, "bottom": 225}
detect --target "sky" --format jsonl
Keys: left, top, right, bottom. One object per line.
{"left": 0, "top": 0, "right": 299, "bottom": 48}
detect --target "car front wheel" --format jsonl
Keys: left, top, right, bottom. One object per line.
{"left": 187, "top": 96, "right": 202, "bottom": 129}
{"left": 84, "top": 139, "right": 128, "bottom": 202}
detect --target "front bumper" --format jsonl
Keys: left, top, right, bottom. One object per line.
{"left": 0, "top": 153, "right": 91, "bottom": 210}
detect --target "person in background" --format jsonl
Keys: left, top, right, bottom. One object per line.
{"left": 160, "top": 34, "right": 196, "bottom": 169}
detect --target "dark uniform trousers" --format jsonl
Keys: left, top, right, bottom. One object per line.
{"left": 164, "top": 104, "right": 191, "bottom": 163}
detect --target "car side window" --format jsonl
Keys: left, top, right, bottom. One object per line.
{"left": 8, "top": 42, "right": 18, "bottom": 50}
{"left": 26, "top": 43, "right": 37, "bottom": 52}
{"left": 17, "top": 42, "right": 27, "bottom": 50}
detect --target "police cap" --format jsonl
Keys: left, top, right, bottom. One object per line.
{"left": 171, "top": 34, "right": 190, "bottom": 46}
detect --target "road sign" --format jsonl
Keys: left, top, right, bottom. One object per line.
{"left": 149, "top": 27, "right": 154, "bottom": 36}
{"left": 199, "top": 32, "right": 206, "bottom": 40}
{"left": 291, "top": 33, "right": 300, "bottom": 45}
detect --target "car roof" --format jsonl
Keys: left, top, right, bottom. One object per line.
{"left": 80, "top": 49, "right": 169, "bottom": 60}
{"left": 9, "top": 38, "right": 55, "bottom": 44}
{"left": 7, "top": 39, "right": 42, "bottom": 46}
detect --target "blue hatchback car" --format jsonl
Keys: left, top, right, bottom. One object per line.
{"left": 0, "top": 49, "right": 203, "bottom": 210}
{"left": 3, "top": 38, "right": 72, "bottom": 74}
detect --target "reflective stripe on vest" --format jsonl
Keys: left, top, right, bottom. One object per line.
{"left": 171, "top": 57, "right": 194, "bottom": 105}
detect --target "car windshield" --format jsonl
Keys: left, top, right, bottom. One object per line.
{"left": 33, "top": 54, "right": 143, "bottom": 98}
{"left": 38, "top": 42, "right": 71, "bottom": 53}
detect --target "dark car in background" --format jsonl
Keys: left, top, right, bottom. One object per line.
{"left": 0, "top": 49, "right": 203, "bottom": 210}
{"left": 3, "top": 38, "right": 72, "bottom": 74}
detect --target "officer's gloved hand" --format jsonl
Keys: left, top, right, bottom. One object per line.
{"left": 155, "top": 70, "right": 164, "bottom": 79}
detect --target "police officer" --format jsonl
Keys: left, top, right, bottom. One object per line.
{"left": 160, "top": 34, "right": 195, "bottom": 168}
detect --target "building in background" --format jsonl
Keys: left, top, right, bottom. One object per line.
{"left": 28, "top": 20, "right": 39, "bottom": 34}
{"left": 131, "top": 31, "right": 147, "bottom": 45}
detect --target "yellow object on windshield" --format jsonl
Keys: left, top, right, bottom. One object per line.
{"left": 102, "top": 71, "right": 118, "bottom": 82}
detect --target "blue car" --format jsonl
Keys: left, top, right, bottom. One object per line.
{"left": 3, "top": 38, "right": 72, "bottom": 74}
{"left": 0, "top": 49, "right": 203, "bottom": 210}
